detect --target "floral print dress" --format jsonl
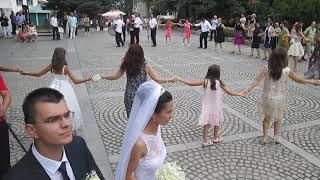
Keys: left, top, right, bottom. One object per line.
{"left": 124, "top": 64, "right": 147, "bottom": 117}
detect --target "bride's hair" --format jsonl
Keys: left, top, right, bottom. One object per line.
{"left": 154, "top": 91, "right": 172, "bottom": 113}
{"left": 51, "top": 47, "right": 68, "bottom": 73}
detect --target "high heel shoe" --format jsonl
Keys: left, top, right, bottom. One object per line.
{"left": 274, "top": 136, "right": 280, "bottom": 144}
{"left": 263, "top": 137, "right": 269, "bottom": 145}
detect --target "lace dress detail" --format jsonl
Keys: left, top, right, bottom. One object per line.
{"left": 124, "top": 64, "right": 147, "bottom": 117}
{"left": 259, "top": 67, "right": 290, "bottom": 121}
{"left": 48, "top": 66, "right": 83, "bottom": 131}
{"left": 134, "top": 129, "right": 166, "bottom": 180}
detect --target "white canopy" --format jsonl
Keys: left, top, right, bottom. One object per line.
{"left": 102, "top": 10, "right": 126, "bottom": 19}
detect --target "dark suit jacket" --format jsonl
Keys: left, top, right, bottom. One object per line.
{"left": 3, "top": 136, "right": 105, "bottom": 180}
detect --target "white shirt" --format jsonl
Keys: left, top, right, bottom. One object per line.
{"left": 32, "top": 144, "right": 76, "bottom": 180}
{"left": 50, "top": 17, "right": 58, "bottom": 27}
{"left": 149, "top": 18, "right": 157, "bottom": 29}
{"left": 195, "top": 20, "right": 212, "bottom": 32}
{"left": 211, "top": 19, "right": 218, "bottom": 30}
{"left": 134, "top": 17, "right": 142, "bottom": 28}
{"left": 114, "top": 19, "right": 124, "bottom": 33}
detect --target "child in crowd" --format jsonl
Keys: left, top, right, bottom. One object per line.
{"left": 245, "top": 48, "right": 320, "bottom": 144}
{"left": 20, "top": 47, "right": 93, "bottom": 132}
{"left": 178, "top": 64, "right": 244, "bottom": 146}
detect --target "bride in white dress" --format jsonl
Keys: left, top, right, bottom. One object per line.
{"left": 20, "top": 47, "right": 92, "bottom": 131}
{"left": 115, "top": 80, "right": 174, "bottom": 180}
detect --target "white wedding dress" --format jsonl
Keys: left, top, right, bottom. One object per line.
{"left": 134, "top": 129, "right": 166, "bottom": 180}
{"left": 48, "top": 66, "right": 83, "bottom": 131}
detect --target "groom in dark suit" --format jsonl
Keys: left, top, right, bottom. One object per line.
{"left": 3, "top": 88, "right": 104, "bottom": 180}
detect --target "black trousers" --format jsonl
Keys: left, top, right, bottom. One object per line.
{"left": 133, "top": 27, "right": 140, "bottom": 44}
{"left": 210, "top": 30, "right": 216, "bottom": 41}
{"left": 52, "top": 26, "right": 60, "bottom": 40}
{"left": 115, "top": 32, "right": 124, "bottom": 46}
{"left": 85, "top": 26, "right": 89, "bottom": 32}
{"left": 75, "top": 27, "right": 78, "bottom": 36}
{"left": 122, "top": 27, "right": 126, "bottom": 42}
{"left": 11, "top": 23, "right": 16, "bottom": 35}
{"left": 130, "top": 31, "right": 134, "bottom": 44}
{"left": 151, "top": 28, "right": 157, "bottom": 46}
{"left": 0, "top": 122, "right": 10, "bottom": 178}
{"left": 200, "top": 32, "right": 209, "bottom": 48}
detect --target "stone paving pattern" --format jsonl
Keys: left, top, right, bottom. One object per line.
{"left": 1, "top": 29, "right": 320, "bottom": 179}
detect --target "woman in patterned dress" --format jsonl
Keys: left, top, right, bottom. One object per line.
{"left": 101, "top": 44, "right": 176, "bottom": 117}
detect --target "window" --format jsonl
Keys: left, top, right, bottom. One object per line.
{"left": 27, "top": 0, "right": 33, "bottom": 6}
{"left": 16, "top": 0, "right": 23, "bottom": 5}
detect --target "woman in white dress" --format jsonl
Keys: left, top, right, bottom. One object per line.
{"left": 20, "top": 47, "right": 92, "bottom": 131}
{"left": 245, "top": 48, "right": 319, "bottom": 144}
{"left": 115, "top": 80, "right": 174, "bottom": 180}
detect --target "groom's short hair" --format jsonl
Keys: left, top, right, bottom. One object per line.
{"left": 22, "top": 88, "right": 64, "bottom": 124}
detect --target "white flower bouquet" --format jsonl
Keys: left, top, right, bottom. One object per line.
{"left": 84, "top": 170, "right": 100, "bottom": 180}
{"left": 156, "top": 162, "right": 185, "bottom": 180}
{"left": 92, "top": 74, "right": 102, "bottom": 82}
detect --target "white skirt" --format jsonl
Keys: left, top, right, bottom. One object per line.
{"left": 288, "top": 42, "right": 304, "bottom": 58}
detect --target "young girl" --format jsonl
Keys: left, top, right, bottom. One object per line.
{"left": 245, "top": 48, "right": 319, "bottom": 144}
{"left": 159, "top": 19, "right": 176, "bottom": 45}
{"left": 20, "top": 47, "right": 93, "bottom": 132}
{"left": 305, "top": 33, "right": 320, "bottom": 79}
{"left": 178, "top": 64, "right": 244, "bottom": 146}
{"left": 177, "top": 19, "right": 193, "bottom": 46}
{"left": 231, "top": 19, "right": 246, "bottom": 55}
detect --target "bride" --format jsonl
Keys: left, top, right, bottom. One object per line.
{"left": 115, "top": 80, "right": 174, "bottom": 180}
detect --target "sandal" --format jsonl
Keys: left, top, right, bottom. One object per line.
{"left": 202, "top": 140, "right": 213, "bottom": 147}
{"left": 263, "top": 137, "right": 269, "bottom": 145}
{"left": 212, "top": 136, "right": 224, "bottom": 143}
{"left": 274, "top": 136, "right": 280, "bottom": 144}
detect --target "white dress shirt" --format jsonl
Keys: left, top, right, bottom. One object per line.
{"left": 149, "top": 18, "right": 157, "bottom": 29}
{"left": 134, "top": 17, "right": 142, "bottom": 28}
{"left": 32, "top": 144, "right": 76, "bottom": 180}
{"left": 114, "top": 19, "right": 124, "bottom": 33}
{"left": 50, "top": 17, "right": 58, "bottom": 27}
{"left": 195, "top": 20, "right": 212, "bottom": 32}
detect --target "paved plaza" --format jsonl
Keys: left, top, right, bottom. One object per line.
{"left": 1, "top": 29, "right": 320, "bottom": 179}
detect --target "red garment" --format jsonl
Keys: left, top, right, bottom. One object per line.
{"left": 0, "top": 74, "right": 8, "bottom": 123}
{"left": 165, "top": 22, "right": 173, "bottom": 37}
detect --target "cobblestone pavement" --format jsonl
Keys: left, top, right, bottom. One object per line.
{"left": 1, "top": 29, "right": 320, "bottom": 179}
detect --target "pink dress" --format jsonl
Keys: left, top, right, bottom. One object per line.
{"left": 165, "top": 22, "right": 173, "bottom": 37}
{"left": 198, "top": 79, "right": 224, "bottom": 126}
{"left": 183, "top": 23, "right": 191, "bottom": 38}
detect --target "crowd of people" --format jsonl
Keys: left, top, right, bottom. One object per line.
{"left": 2, "top": 9, "right": 320, "bottom": 180}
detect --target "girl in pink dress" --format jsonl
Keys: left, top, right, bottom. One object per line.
{"left": 160, "top": 19, "right": 176, "bottom": 45}
{"left": 178, "top": 64, "right": 244, "bottom": 146}
{"left": 178, "top": 19, "right": 193, "bottom": 46}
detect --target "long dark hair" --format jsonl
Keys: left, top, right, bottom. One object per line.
{"left": 268, "top": 48, "right": 288, "bottom": 80}
{"left": 120, "top": 44, "right": 145, "bottom": 78}
{"left": 51, "top": 47, "right": 68, "bottom": 73}
{"left": 204, "top": 64, "right": 224, "bottom": 90}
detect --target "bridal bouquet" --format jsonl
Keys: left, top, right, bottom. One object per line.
{"left": 84, "top": 170, "right": 100, "bottom": 180}
{"left": 92, "top": 74, "right": 102, "bottom": 81}
{"left": 156, "top": 162, "right": 185, "bottom": 180}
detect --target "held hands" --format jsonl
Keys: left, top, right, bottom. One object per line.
{"left": 310, "top": 79, "right": 320, "bottom": 85}
{"left": 92, "top": 74, "right": 102, "bottom": 81}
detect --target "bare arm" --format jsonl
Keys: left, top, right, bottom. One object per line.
{"left": 126, "top": 139, "right": 146, "bottom": 180}
{"left": 0, "top": 90, "right": 11, "bottom": 116}
{"left": 146, "top": 64, "right": 176, "bottom": 83}
{"left": 288, "top": 71, "right": 317, "bottom": 84}
{"left": 20, "top": 64, "right": 52, "bottom": 77}
{"left": 246, "top": 67, "right": 268, "bottom": 92}
{"left": 65, "top": 66, "right": 92, "bottom": 85}
{"left": 0, "top": 66, "right": 20, "bottom": 72}
{"left": 221, "top": 85, "right": 243, "bottom": 96}
{"left": 178, "top": 78, "right": 204, "bottom": 86}
{"left": 101, "top": 68, "right": 125, "bottom": 80}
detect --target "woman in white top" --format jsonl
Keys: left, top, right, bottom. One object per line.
{"left": 115, "top": 80, "right": 174, "bottom": 180}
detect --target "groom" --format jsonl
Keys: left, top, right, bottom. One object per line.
{"left": 4, "top": 88, "right": 104, "bottom": 180}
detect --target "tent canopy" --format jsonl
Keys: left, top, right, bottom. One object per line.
{"left": 102, "top": 9, "right": 126, "bottom": 19}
